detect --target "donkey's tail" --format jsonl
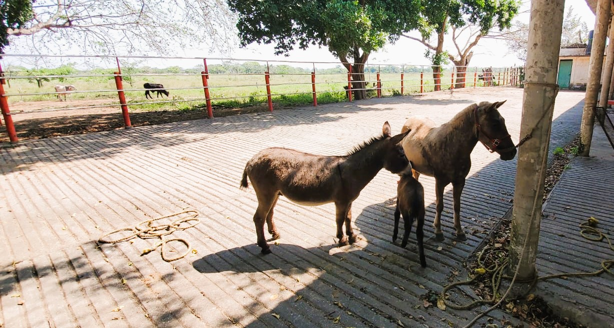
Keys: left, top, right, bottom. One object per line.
{"left": 240, "top": 168, "right": 249, "bottom": 189}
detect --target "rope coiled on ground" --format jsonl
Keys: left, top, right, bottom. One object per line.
{"left": 98, "top": 210, "right": 200, "bottom": 262}
{"left": 443, "top": 217, "right": 613, "bottom": 313}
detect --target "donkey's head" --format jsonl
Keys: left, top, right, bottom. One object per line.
{"left": 381, "top": 121, "right": 411, "bottom": 174}
{"left": 475, "top": 100, "right": 517, "bottom": 160}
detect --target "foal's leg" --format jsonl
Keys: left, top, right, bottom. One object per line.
{"left": 266, "top": 194, "right": 281, "bottom": 240}
{"left": 417, "top": 210, "right": 426, "bottom": 267}
{"left": 433, "top": 179, "right": 447, "bottom": 241}
{"left": 344, "top": 205, "right": 357, "bottom": 244}
{"left": 452, "top": 180, "right": 467, "bottom": 241}
{"left": 253, "top": 192, "right": 278, "bottom": 254}
{"left": 401, "top": 209, "right": 414, "bottom": 248}
{"left": 393, "top": 199, "right": 401, "bottom": 243}
{"left": 335, "top": 202, "right": 351, "bottom": 246}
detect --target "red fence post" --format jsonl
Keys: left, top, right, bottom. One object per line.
{"left": 265, "top": 70, "right": 273, "bottom": 112}
{"left": 311, "top": 71, "right": 317, "bottom": 107}
{"left": 0, "top": 68, "right": 17, "bottom": 143}
{"left": 450, "top": 72, "right": 454, "bottom": 90}
{"left": 202, "top": 58, "right": 213, "bottom": 118}
{"left": 347, "top": 65, "right": 353, "bottom": 102}
{"left": 376, "top": 72, "right": 381, "bottom": 98}
{"left": 114, "top": 72, "right": 132, "bottom": 128}
{"left": 474, "top": 71, "right": 477, "bottom": 88}
{"left": 401, "top": 72, "right": 405, "bottom": 95}
{"left": 420, "top": 72, "right": 424, "bottom": 93}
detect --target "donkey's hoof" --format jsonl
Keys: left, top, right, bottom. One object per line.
{"left": 455, "top": 233, "right": 467, "bottom": 241}
{"left": 435, "top": 232, "right": 445, "bottom": 241}
{"left": 261, "top": 247, "right": 272, "bottom": 255}
{"left": 349, "top": 234, "right": 358, "bottom": 244}
{"left": 270, "top": 232, "right": 281, "bottom": 240}
{"left": 338, "top": 236, "right": 349, "bottom": 246}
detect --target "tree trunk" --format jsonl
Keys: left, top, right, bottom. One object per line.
{"left": 431, "top": 21, "right": 447, "bottom": 92}
{"left": 509, "top": 0, "right": 565, "bottom": 282}
{"left": 454, "top": 65, "right": 467, "bottom": 89}
{"left": 432, "top": 66, "right": 442, "bottom": 91}
{"left": 580, "top": 0, "right": 611, "bottom": 156}
{"left": 598, "top": 20, "right": 614, "bottom": 110}
{"left": 352, "top": 63, "right": 368, "bottom": 100}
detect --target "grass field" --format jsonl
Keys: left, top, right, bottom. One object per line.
{"left": 3, "top": 71, "right": 495, "bottom": 113}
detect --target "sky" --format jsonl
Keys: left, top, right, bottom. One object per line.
{"left": 197, "top": 1, "right": 597, "bottom": 69}
{"left": 3, "top": 1, "right": 598, "bottom": 70}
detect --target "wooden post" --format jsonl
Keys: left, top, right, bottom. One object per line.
{"left": 510, "top": 0, "right": 565, "bottom": 282}
{"left": 450, "top": 72, "right": 454, "bottom": 90}
{"left": 311, "top": 71, "right": 317, "bottom": 106}
{"left": 202, "top": 58, "right": 213, "bottom": 118}
{"left": 420, "top": 72, "right": 424, "bottom": 93}
{"left": 581, "top": 0, "right": 611, "bottom": 156}
{"left": 498, "top": 72, "right": 501, "bottom": 86}
{"left": 401, "top": 71, "right": 405, "bottom": 95}
{"left": 0, "top": 66, "right": 17, "bottom": 143}
{"left": 114, "top": 72, "right": 132, "bottom": 128}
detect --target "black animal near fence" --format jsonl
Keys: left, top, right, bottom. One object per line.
{"left": 0, "top": 54, "right": 522, "bottom": 143}
{"left": 144, "top": 83, "right": 170, "bottom": 99}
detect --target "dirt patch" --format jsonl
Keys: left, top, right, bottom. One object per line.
{"left": 0, "top": 103, "right": 274, "bottom": 143}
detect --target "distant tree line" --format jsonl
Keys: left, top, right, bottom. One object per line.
{"left": 4, "top": 61, "right": 474, "bottom": 88}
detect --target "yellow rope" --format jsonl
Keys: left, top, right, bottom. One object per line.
{"left": 443, "top": 217, "right": 614, "bottom": 311}
{"left": 98, "top": 210, "right": 200, "bottom": 262}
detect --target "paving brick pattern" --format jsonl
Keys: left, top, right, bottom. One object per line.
{"left": 537, "top": 117, "right": 614, "bottom": 328}
{"left": 0, "top": 88, "right": 587, "bottom": 327}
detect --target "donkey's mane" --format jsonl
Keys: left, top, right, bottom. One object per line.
{"left": 346, "top": 133, "right": 387, "bottom": 156}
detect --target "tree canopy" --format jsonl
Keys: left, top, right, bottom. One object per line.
{"left": 0, "top": 0, "right": 33, "bottom": 53}
{"left": 404, "top": 0, "right": 519, "bottom": 88}
{"left": 228, "top": 0, "right": 421, "bottom": 99}
{"left": 1, "top": 0, "right": 237, "bottom": 55}
{"left": 504, "top": 5, "right": 588, "bottom": 62}
{"left": 228, "top": 0, "right": 421, "bottom": 66}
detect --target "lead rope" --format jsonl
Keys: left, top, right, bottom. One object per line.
{"left": 495, "top": 82, "right": 560, "bottom": 153}
{"left": 98, "top": 210, "right": 200, "bottom": 262}
{"left": 461, "top": 82, "right": 562, "bottom": 327}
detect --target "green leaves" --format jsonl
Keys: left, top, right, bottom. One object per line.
{"left": 228, "top": 0, "right": 422, "bottom": 61}
{"left": 0, "top": 0, "right": 34, "bottom": 51}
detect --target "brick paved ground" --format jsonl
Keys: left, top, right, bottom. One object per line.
{"left": 536, "top": 112, "right": 614, "bottom": 328}
{"left": 0, "top": 88, "right": 590, "bottom": 327}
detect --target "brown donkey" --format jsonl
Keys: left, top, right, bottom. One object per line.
{"left": 401, "top": 101, "right": 517, "bottom": 241}
{"left": 241, "top": 122, "right": 410, "bottom": 254}
{"left": 393, "top": 171, "right": 426, "bottom": 267}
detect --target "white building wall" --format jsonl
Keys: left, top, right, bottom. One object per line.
{"left": 570, "top": 57, "right": 591, "bottom": 85}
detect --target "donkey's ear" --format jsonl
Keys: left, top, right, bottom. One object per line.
{"left": 382, "top": 121, "right": 392, "bottom": 137}
{"left": 494, "top": 100, "right": 507, "bottom": 108}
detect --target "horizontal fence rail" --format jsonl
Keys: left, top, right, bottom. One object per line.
{"left": 0, "top": 54, "right": 523, "bottom": 143}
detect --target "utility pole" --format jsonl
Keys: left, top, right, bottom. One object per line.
{"left": 509, "top": 0, "right": 565, "bottom": 281}
{"left": 580, "top": 0, "right": 612, "bottom": 156}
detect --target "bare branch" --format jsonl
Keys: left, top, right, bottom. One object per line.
{"left": 401, "top": 34, "right": 437, "bottom": 51}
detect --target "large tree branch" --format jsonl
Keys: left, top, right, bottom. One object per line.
{"left": 7, "top": 0, "right": 67, "bottom": 36}
{"left": 401, "top": 34, "right": 437, "bottom": 51}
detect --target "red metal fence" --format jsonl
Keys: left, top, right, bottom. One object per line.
{"left": 0, "top": 54, "right": 522, "bottom": 143}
